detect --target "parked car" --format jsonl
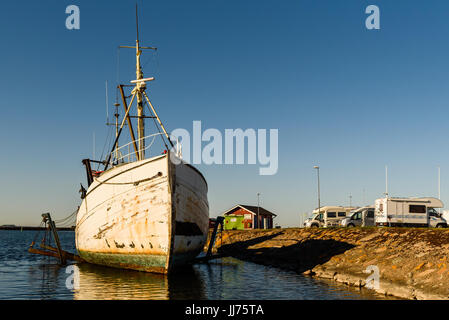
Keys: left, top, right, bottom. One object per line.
{"left": 375, "top": 197, "right": 447, "bottom": 228}
{"left": 341, "top": 206, "right": 375, "bottom": 227}
{"left": 304, "top": 206, "right": 354, "bottom": 228}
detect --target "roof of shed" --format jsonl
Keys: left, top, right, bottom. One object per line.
{"left": 222, "top": 204, "right": 277, "bottom": 217}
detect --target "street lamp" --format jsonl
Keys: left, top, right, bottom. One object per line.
{"left": 438, "top": 166, "right": 441, "bottom": 200}
{"left": 438, "top": 166, "right": 441, "bottom": 214}
{"left": 314, "top": 166, "right": 320, "bottom": 214}
{"left": 257, "top": 192, "right": 260, "bottom": 229}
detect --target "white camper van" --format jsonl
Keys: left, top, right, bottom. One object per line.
{"left": 341, "top": 206, "right": 375, "bottom": 227}
{"left": 374, "top": 197, "right": 447, "bottom": 228}
{"left": 304, "top": 206, "right": 354, "bottom": 228}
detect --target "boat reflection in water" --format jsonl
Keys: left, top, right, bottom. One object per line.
{"left": 73, "top": 263, "right": 206, "bottom": 300}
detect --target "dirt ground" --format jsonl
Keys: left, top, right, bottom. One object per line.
{"left": 205, "top": 227, "right": 449, "bottom": 299}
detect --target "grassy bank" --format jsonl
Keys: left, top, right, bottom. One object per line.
{"left": 206, "top": 227, "right": 449, "bottom": 300}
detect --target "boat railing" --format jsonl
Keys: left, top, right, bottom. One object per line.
{"left": 107, "top": 133, "right": 182, "bottom": 167}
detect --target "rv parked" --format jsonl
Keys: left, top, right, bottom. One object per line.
{"left": 341, "top": 206, "right": 375, "bottom": 227}
{"left": 374, "top": 197, "right": 447, "bottom": 228}
{"left": 304, "top": 206, "right": 354, "bottom": 228}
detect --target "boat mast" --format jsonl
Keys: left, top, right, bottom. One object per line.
{"left": 103, "top": 5, "right": 176, "bottom": 171}
{"left": 135, "top": 5, "right": 145, "bottom": 160}
{"left": 114, "top": 102, "right": 120, "bottom": 161}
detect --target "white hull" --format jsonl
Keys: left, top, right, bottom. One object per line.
{"left": 76, "top": 153, "right": 209, "bottom": 273}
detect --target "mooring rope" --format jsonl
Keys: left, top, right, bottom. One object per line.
{"left": 53, "top": 208, "right": 79, "bottom": 224}
{"left": 93, "top": 171, "right": 163, "bottom": 186}
{"left": 29, "top": 221, "right": 45, "bottom": 248}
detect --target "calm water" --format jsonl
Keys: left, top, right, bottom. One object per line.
{"left": 0, "top": 230, "right": 389, "bottom": 300}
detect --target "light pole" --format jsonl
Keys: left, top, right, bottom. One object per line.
{"left": 257, "top": 192, "right": 260, "bottom": 229}
{"left": 438, "top": 166, "right": 441, "bottom": 199}
{"left": 438, "top": 166, "right": 441, "bottom": 213}
{"left": 349, "top": 194, "right": 352, "bottom": 208}
{"left": 314, "top": 166, "right": 320, "bottom": 214}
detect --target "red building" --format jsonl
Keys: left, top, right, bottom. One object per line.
{"left": 221, "top": 204, "right": 277, "bottom": 230}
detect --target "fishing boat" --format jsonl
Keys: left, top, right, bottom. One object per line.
{"left": 75, "top": 9, "right": 209, "bottom": 274}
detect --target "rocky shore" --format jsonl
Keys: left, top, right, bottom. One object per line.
{"left": 206, "top": 227, "right": 449, "bottom": 300}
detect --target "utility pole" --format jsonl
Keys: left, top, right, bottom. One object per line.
{"left": 314, "top": 166, "right": 321, "bottom": 213}
{"left": 438, "top": 166, "right": 441, "bottom": 199}
{"left": 257, "top": 192, "right": 260, "bottom": 229}
{"left": 438, "top": 166, "right": 441, "bottom": 213}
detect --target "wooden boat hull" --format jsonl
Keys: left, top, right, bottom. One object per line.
{"left": 75, "top": 153, "right": 209, "bottom": 273}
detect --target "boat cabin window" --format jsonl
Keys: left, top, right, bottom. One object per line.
{"left": 338, "top": 212, "right": 346, "bottom": 217}
{"left": 409, "top": 205, "right": 426, "bottom": 214}
{"left": 327, "top": 212, "right": 336, "bottom": 218}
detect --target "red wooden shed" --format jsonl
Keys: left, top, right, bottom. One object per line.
{"left": 221, "top": 204, "right": 277, "bottom": 230}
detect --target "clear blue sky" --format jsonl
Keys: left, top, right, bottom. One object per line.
{"left": 1, "top": 0, "right": 449, "bottom": 227}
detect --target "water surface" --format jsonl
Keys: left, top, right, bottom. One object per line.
{"left": 0, "top": 230, "right": 391, "bottom": 300}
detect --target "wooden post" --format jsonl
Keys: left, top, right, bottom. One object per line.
{"left": 42, "top": 213, "right": 66, "bottom": 265}
{"left": 206, "top": 216, "right": 224, "bottom": 257}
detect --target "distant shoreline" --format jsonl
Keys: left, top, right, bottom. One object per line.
{"left": 0, "top": 226, "right": 74, "bottom": 231}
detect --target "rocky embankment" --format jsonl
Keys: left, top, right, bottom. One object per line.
{"left": 206, "top": 227, "right": 449, "bottom": 300}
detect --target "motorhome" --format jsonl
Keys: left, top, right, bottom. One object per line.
{"left": 374, "top": 197, "right": 447, "bottom": 228}
{"left": 341, "top": 206, "right": 375, "bottom": 227}
{"left": 304, "top": 206, "right": 354, "bottom": 228}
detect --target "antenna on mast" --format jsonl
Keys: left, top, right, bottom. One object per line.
{"left": 136, "top": 3, "right": 139, "bottom": 43}
{"left": 93, "top": 132, "right": 96, "bottom": 160}
{"left": 105, "top": 80, "right": 109, "bottom": 124}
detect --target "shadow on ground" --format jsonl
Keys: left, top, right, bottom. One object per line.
{"left": 217, "top": 232, "right": 355, "bottom": 273}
